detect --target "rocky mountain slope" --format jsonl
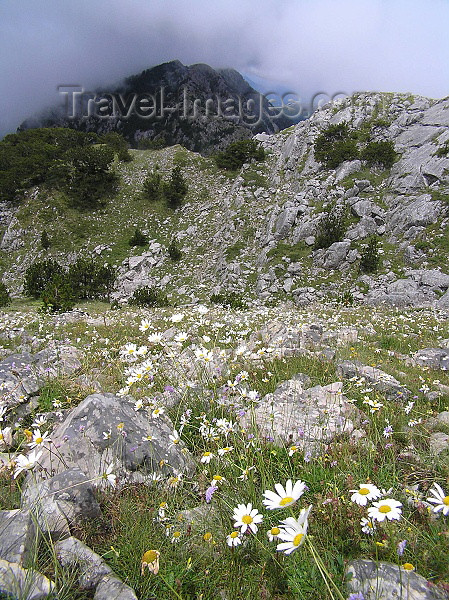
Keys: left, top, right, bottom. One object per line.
{"left": 2, "top": 91, "right": 449, "bottom": 309}
{"left": 19, "top": 60, "right": 292, "bottom": 154}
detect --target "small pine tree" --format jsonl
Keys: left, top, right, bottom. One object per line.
{"left": 129, "top": 228, "right": 148, "bottom": 247}
{"left": 142, "top": 171, "right": 162, "bottom": 202}
{"left": 40, "top": 230, "right": 51, "bottom": 250}
{"left": 167, "top": 240, "right": 182, "bottom": 261}
{"left": 41, "top": 274, "right": 76, "bottom": 313}
{"left": 360, "top": 236, "right": 381, "bottom": 273}
{"left": 24, "top": 259, "right": 64, "bottom": 298}
{"left": 313, "top": 204, "right": 347, "bottom": 250}
{"left": 0, "top": 281, "right": 11, "bottom": 307}
{"left": 164, "top": 166, "right": 188, "bottom": 209}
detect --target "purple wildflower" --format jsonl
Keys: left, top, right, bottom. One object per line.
{"left": 205, "top": 485, "right": 217, "bottom": 504}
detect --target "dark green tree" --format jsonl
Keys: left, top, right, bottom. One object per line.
{"left": 360, "top": 141, "right": 396, "bottom": 169}
{"left": 40, "top": 230, "right": 51, "bottom": 250}
{"left": 215, "top": 139, "right": 265, "bottom": 170}
{"left": 313, "top": 204, "right": 348, "bottom": 250}
{"left": 24, "top": 259, "right": 64, "bottom": 298}
{"left": 142, "top": 171, "right": 162, "bottom": 202}
{"left": 67, "top": 256, "right": 115, "bottom": 300}
{"left": 129, "top": 228, "right": 148, "bottom": 247}
{"left": 41, "top": 274, "right": 76, "bottom": 313}
{"left": 360, "top": 236, "right": 381, "bottom": 273}
{"left": 100, "top": 132, "right": 132, "bottom": 162}
{"left": 314, "top": 123, "right": 358, "bottom": 169}
{"left": 0, "top": 281, "right": 11, "bottom": 307}
{"left": 164, "top": 166, "right": 188, "bottom": 209}
{"left": 167, "top": 240, "right": 182, "bottom": 261}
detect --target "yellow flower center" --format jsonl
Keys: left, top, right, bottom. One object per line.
{"left": 0, "top": 434, "right": 4, "bottom": 440}
{"left": 35, "top": 437, "right": 43, "bottom": 444}
{"left": 279, "top": 496, "right": 294, "bottom": 506}
{"left": 213, "top": 475, "right": 223, "bottom": 481}
{"left": 203, "top": 452, "right": 211, "bottom": 457}
{"left": 293, "top": 533, "right": 304, "bottom": 546}
{"left": 402, "top": 563, "right": 414, "bottom": 571}
{"left": 242, "top": 515, "right": 253, "bottom": 524}
{"left": 230, "top": 531, "right": 239, "bottom": 539}
{"left": 359, "top": 488, "right": 370, "bottom": 495}
{"left": 173, "top": 531, "right": 181, "bottom": 538}
{"left": 142, "top": 550, "right": 158, "bottom": 563}
{"left": 443, "top": 496, "right": 449, "bottom": 506}
{"left": 203, "top": 532, "right": 212, "bottom": 541}
{"left": 271, "top": 527, "right": 280, "bottom": 535}
{"left": 379, "top": 505, "right": 391, "bottom": 513}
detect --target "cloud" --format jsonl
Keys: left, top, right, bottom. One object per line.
{"left": 1, "top": 0, "right": 448, "bottom": 137}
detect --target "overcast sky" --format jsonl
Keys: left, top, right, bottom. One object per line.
{"left": 1, "top": 0, "right": 448, "bottom": 138}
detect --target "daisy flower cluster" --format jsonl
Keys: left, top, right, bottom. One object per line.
{"left": 350, "top": 482, "right": 402, "bottom": 536}
{"left": 226, "top": 479, "right": 312, "bottom": 555}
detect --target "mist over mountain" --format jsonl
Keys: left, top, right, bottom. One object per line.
{"left": 19, "top": 61, "right": 294, "bottom": 154}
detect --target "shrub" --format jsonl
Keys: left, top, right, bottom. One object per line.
{"left": 210, "top": 291, "right": 247, "bottom": 309}
{"left": 41, "top": 274, "right": 76, "bottom": 313}
{"left": 313, "top": 204, "right": 348, "bottom": 250}
{"left": 129, "top": 286, "right": 170, "bottom": 307}
{"left": 68, "top": 256, "right": 116, "bottom": 300}
{"left": 359, "top": 236, "right": 381, "bottom": 273}
{"left": 167, "top": 240, "right": 182, "bottom": 261}
{"left": 0, "top": 281, "right": 11, "bottom": 307}
{"left": 24, "top": 259, "right": 64, "bottom": 298}
{"left": 40, "top": 230, "right": 51, "bottom": 250}
{"left": 215, "top": 139, "right": 265, "bottom": 171}
{"left": 314, "top": 123, "right": 358, "bottom": 169}
{"left": 434, "top": 141, "right": 449, "bottom": 158}
{"left": 164, "top": 166, "right": 188, "bottom": 209}
{"left": 360, "top": 140, "right": 396, "bottom": 169}
{"left": 129, "top": 228, "right": 148, "bottom": 247}
{"left": 100, "top": 132, "right": 132, "bottom": 162}
{"left": 48, "top": 145, "right": 118, "bottom": 207}
{"left": 142, "top": 171, "right": 163, "bottom": 202}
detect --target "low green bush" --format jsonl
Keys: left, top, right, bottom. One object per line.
{"left": 215, "top": 139, "right": 265, "bottom": 171}
{"left": 167, "top": 240, "right": 182, "bottom": 261}
{"left": 210, "top": 291, "right": 247, "bottom": 309}
{"left": 129, "top": 228, "right": 148, "bottom": 247}
{"left": 314, "top": 123, "right": 358, "bottom": 169}
{"left": 129, "top": 286, "right": 170, "bottom": 307}
{"left": 359, "top": 235, "right": 381, "bottom": 273}
{"left": 360, "top": 140, "right": 396, "bottom": 169}
{"left": 0, "top": 281, "right": 11, "bottom": 307}
{"left": 313, "top": 204, "right": 347, "bottom": 250}
{"left": 24, "top": 259, "right": 64, "bottom": 298}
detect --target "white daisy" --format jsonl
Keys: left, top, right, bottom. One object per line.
{"left": 200, "top": 451, "right": 215, "bottom": 464}
{"left": 262, "top": 479, "right": 307, "bottom": 510}
{"left": 226, "top": 531, "right": 242, "bottom": 547}
{"left": 426, "top": 483, "right": 449, "bottom": 516}
{"left": 276, "top": 505, "right": 312, "bottom": 555}
{"left": 368, "top": 499, "right": 402, "bottom": 522}
{"left": 360, "top": 517, "right": 376, "bottom": 535}
{"left": 267, "top": 526, "right": 281, "bottom": 542}
{"left": 232, "top": 503, "right": 263, "bottom": 534}
{"left": 28, "top": 429, "right": 52, "bottom": 450}
{"left": 350, "top": 483, "right": 382, "bottom": 506}
{"left": 13, "top": 450, "right": 43, "bottom": 479}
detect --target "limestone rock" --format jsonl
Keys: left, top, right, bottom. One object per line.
{"left": 346, "top": 559, "right": 449, "bottom": 600}
{"left": 22, "top": 468, "right": 101, "bottom": 539}
{"left": 36, "top": 393, "right": 194, "bottom": 484}
{"left": 0, "top": 510, "right": 36, "bottom": 564}
{"left": 413, "top": 348, "right": 449, "bottom": 370}
{"left": 0, "top": 558, "right": 54, "bottom": 600}
{"left": 241, "top": 378, "right": 359, "bottom": 454}
{"left": 337, "top": 361, "right": 410, "bottom": 400}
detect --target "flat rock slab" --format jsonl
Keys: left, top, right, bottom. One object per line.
{"left": 0, "top": 558, "right": 54, "bottom": 600}
{"left": 337, "top": 360, "right": 410, "bottom": 400}
{"left": 241, "top": 378, "right": 360, "bottom": 453}
{"left": 0, "top": 344, "right": 82, "bottom": 410}
{"left": 413, "top": 348, "right": 449, "bottom": 370}
{"left": 37, "top": 393, "right": 194, "bottom": 484}
{"left": 347, "top": 559, "right": 449, "bottom": 600}
{"left": 22, "top": 468, "right": 101, "bottom": 539}
{"left": 0, "top": 509, "right": 36, "bottom": 564}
